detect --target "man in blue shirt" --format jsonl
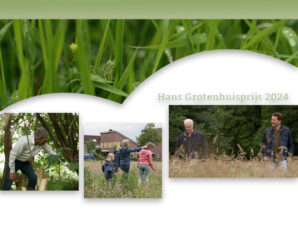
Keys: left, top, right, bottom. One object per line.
{"left": 262, "top": 112, "right": 294, "bottom": 172}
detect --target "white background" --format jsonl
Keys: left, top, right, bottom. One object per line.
{"left": 1, "top": 50, "right": 298, "bottom": 230}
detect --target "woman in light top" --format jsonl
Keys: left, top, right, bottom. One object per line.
{"left": 137, "top": 142, "right": 155, "bottom": 185}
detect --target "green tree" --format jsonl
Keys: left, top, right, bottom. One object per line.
{"left": 87, "top": 139, "right": 96, "bottom": 153}
{"left": 137, "top": 123, "right": 161, "bottom": 147}
{"left": 35, "top": 113, "right": 79, "bottom": 173}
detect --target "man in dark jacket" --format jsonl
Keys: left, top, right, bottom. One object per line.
{"left": 175, "top": 119, "right": 208, "bottom": 159}
{"left": 261, "top": 112, "right": 294, "bottom": 172}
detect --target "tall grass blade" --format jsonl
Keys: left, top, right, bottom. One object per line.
{"left": 0, "top": 20, "right": 13, "bottom": 43}
{"left": 243, "top": 20, "right": 278, "bottom": 56}
{"left": 182, "top": 20, "right": 195, "bottom": 53}
{"left": 94, "top": 20, "right": 110, "bottom": 71}
{"left": 17, "top": 59, "right": 31, "bottom": 100}
{"left": 13, "top": 20, "right": 32, "bottom": 101}
{"left": 115, "top": 49, "right": 138, "bottom": 91}
{"left": 243, "top": 20, "right": 285, "bottom": 50}
{"left": 53, "top": 20, "right": 67, "bottom": 70}
{"left": 38, "top": 20, "right": 48, "bottom": 70}
{"left": 108, "top": 49, "right": 138, "bottom": 101}
{"left": 75, "top": 20, "right": 95, "bottom": 95}
{"left": 115, "top": 20, "right": 124, "bottom": 82}
{"left": 130, "top": 34, "right": 207, "bottom": 50}
{"left": 0, "top": 47, "right": 8, "bottom": 107}
{"left": 205, "top": 20, "right": 219, "bottom": 50}
{"left": 94, "top": 82, "right": 128, "bottom": 97}
{"left": 38, "top": 20, "right": 51, "bottom": 94}
{"left": 285, "top": 51, "right": 298, "bottom": 63}
{"left": 152, "top": 20, "right": 173, "bottom": 74}
{"left": 45, "top": 20, "right": 57, "bottom": 93}
{"left": 274, "top": 22, "right": 284, "bottom": 51}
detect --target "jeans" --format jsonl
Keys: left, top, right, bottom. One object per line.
{"left": 138, "top": 164, "right": 150, "bottom": 185}
{"left": 269, "top": 160, "right": 287, "bottom": 172}
{"left": 2, "top": 159, "right": 37, "bottom": 190}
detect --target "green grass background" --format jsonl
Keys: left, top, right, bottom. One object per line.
{"left": 0, "top": 19, "right": 297, "bottom": 109}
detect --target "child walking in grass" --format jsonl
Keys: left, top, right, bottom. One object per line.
{"left": 119, "top": 139, "right": 142, "bottom": 174}
{"left": 102, "top": 153, "right": 115, "bottom": 180}
{"left": 137, "top": 142, "right": 155, "bottom": 185}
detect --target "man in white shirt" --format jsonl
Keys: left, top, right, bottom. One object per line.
{"left": 2, "top": 128, "right": 58, "bottom": 190}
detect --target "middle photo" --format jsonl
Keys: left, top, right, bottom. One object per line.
{"left": 84, "top": 123, "right": 162, "bottom": 198}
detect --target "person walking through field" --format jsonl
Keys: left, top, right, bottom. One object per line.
{"left": 118, "top": 139, "right": 142, "bottom": 174}
{"left": 137, "top": 142, "right": 155, "bottom": 185}
{"left": 102, "top": 153, "right": 115, "bottom": 180}
{"left": 2, "top": 128, "right": 64, "bottom": 190}
{"left": 262, "top": 112, "right": 294, "bottom": 172}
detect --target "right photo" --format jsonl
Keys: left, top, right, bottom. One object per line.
{"left": 169, "top": 105, "right": 298, "bottom": 178}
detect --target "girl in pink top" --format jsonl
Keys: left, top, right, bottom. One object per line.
{"left": 137, "top": 142, "right": 155, "bottom": 185}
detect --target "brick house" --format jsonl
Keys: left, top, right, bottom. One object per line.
{"left": 100, "top": 129, "right": 139, "bottom": 157}
{"left": 86, "top": 128, "right": 162, "bottom": 160}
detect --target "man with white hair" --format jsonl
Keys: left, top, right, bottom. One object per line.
{"left": 175, "top": 119, "right": 208, "bottom": 159}
{"left": 2, "top": 127, "right": 60, "bottom": 190}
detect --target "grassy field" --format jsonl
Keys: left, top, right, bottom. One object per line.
{"left": 84, "top": 161, "right": 162, "bottom": 198}
{"left": 0, "top": 19, "right": 297, "bottom": 109}
{"left": 169, "top": 158, "right": 298, "bottom": 178}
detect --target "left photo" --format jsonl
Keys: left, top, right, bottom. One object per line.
{"left": 0, "top": 113, "right": 79, "bottom": 191}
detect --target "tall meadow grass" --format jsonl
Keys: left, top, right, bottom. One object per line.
{"left": 170, "top": 157, "right": 298, "bottom": 178}
{"left": 84, "top": 161, "right": 162, "bottom": 198}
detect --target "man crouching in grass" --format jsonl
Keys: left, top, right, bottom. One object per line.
{"left": 262, "top": 112, "right": 294, "bottom": 172}
{"left": 2, "top": 128, "right": 64, "bottom": 190}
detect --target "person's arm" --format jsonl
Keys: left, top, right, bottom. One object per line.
{"left": 43, "top": 143, "right": 57, "bottom": 155}
{"left": 127, "top": 147, "right": 142, "bottom": 153}
{"left": 43, "top": 144, "right": 70, "bottom": 168}
{"left": 148, "top": 151, "right": 155, "bottom": 170}
{"left": 9, "top": 138, "right": 26, "bottom": 173}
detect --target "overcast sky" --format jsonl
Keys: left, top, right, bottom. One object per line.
{"left": 84, "top": 123, "right": 161, "bottom": 141}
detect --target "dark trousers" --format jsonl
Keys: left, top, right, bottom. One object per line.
{"left": 120, "top": 165, "right": 130, "bottom": 174}
{"left": 2, "top": 159, "right": 37, "bottom": 190}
